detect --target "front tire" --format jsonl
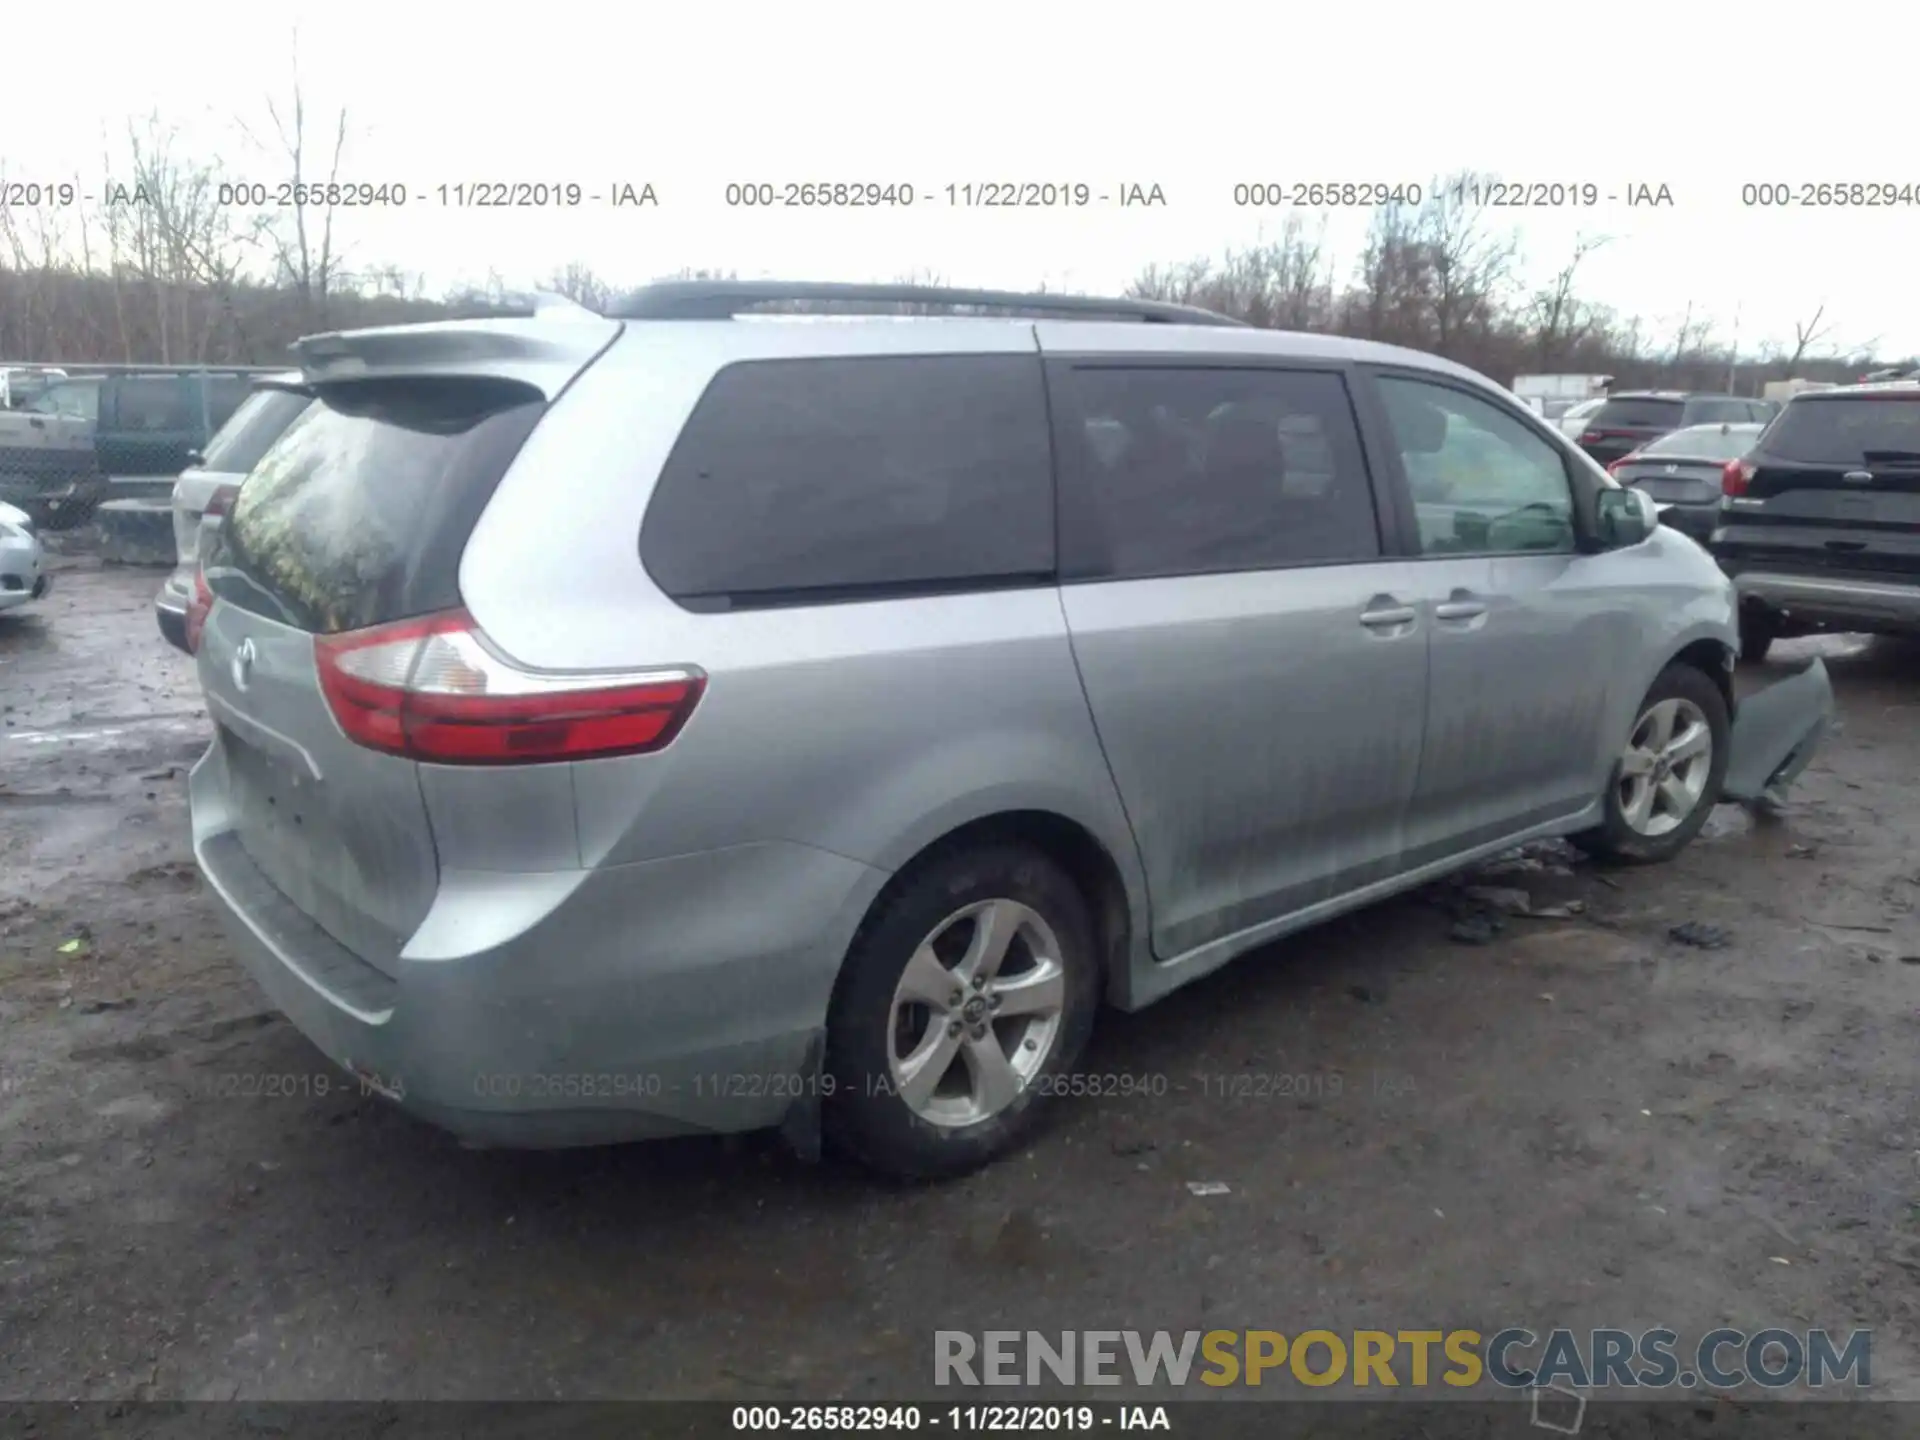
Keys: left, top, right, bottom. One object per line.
{"left": 1572, "top": 663, "right": 1730, "bottom": 864}
{"left": 823, "top": 842, "right": 1099, "bottom": 1180}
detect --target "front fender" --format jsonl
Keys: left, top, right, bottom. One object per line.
{"left": 1721, "top": 657, "right": 1835, "bottom": 806}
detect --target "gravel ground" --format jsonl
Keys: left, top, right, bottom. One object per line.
{"left": 3, "top": 555, "right": 1919, "bottom": 1405}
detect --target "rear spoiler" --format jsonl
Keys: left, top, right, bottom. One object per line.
{"left": 291, "top": 295, "right": 622, "bottom": 401}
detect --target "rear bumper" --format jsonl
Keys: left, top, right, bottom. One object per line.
{"left": 1730, "top": 570, "right": 1920, "bottom": 634}
{"left": 188, "top": 741, "right": 888, "bottom": 1148}
{"left": 155, "top": 575, "right": 190, "bottom": 652}
{"left": 0, "top": 532, "right": 44, "bottom": 611}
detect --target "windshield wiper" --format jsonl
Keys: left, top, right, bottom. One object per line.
{"left": 1860, "top": 449, "right": 1920, "bottom": 463}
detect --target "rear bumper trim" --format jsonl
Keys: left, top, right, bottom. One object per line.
{"left": 156, "top": 598, "right": 188, "bottom": 651}
{"left": 197, "top": 829, "right": 398, "bottom": 1022}
{"left": 1734, "top": 571, "right": 1920, "bottom": 627}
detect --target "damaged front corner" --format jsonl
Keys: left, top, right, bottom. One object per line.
{"left": 1720, "top": 657, "right": 1836, "bottom": 808}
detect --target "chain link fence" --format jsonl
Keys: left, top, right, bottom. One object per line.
{"left": 1, "top": 365, "right": 286, "bottom": 565}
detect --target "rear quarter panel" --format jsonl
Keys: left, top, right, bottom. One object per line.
{"left": 458, "top": 322, "right": 1152, "bottom": 980}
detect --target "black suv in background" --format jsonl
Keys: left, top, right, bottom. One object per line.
{"left": 1713, "top": 383, "right": 1920, "bottom": 660}
{"left": 1574, "top": 391, "right": 1775, "bottom": 468}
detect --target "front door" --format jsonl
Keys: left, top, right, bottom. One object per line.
{"left": 1366, "top": 370, "right": 1617, "bottom": 858}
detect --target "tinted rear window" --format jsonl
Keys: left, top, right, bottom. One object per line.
{"left": 1640, "top": 424, "right": 1761, "bottom": 460}
{"left": 1762, "top": 396, "right": 1920, "bottom": 464}
{"left": 1055, "top": 365, "right": 1381, "bottom": 578}
{"left": 199, "top": 389, "right": 313, "bottom": 474}
{"left": 1590, "top": 398, "right": 1684, "bottom": 429}
{"left": 641, "top": 355, "right": 1054, "bottom": 608}
{"left": 208, "top": 377, "right": 545, "bottom": 634}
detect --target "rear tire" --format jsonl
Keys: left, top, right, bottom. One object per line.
{"left": 823, "top": 842, "right": 1099, "bottom": 1180}
{"left": 1740, "top": 612, "right": 1778, "bottom": 664}
{"left": 1572, "top": 663, "right": 1730, "bottom": 865}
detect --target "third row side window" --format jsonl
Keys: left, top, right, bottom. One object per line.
{"left": 1056, "top": 366, "right": 1382, "bottom": 580}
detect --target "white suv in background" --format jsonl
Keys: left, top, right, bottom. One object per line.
{"left": 155, "top": 374, "right": 312, "bottom": 652}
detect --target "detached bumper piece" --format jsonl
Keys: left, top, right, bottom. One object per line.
{"left": 1721, "top": 658, "right": 1835, "bottom": 809}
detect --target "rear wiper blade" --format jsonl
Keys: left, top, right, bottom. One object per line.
{"left": 1859, "top": 449, "right": 1920, "bottom": 463}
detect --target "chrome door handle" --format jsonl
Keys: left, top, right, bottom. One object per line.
{"left": 1435, "top": 599, "right": 1488, "bottom": 620}
{"left": 1359, "top": 603, "right": 1418, "bottom": 629}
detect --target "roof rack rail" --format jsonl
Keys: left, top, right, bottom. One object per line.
{"left": 608, "top": 280, "right": 1249, "bottom": 328}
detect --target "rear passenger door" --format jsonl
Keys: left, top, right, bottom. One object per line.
{"left": 1040, "top": 342, "right": 1429, "bottom": 960}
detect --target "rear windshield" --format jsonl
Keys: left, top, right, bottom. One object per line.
{"left": 1589, "top": 398, "right": 1685, "bottom": 429}
{"left": 1640, "top": 424, "right": 1762, "bottom": 460}
{"left": 208, "top": 376, "right": 545, "bottom": 634}
{"left": 1762, "top": 396, "right": 1920, "bottom": 464}
{"left": 199, "top": 388, "right": 313, "bottom": 474}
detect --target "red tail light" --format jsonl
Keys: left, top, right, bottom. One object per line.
{"left": 1606, "top": 453, "right": 1638, "bottom": 477}
{"left": 313, "top": 609, "right": 705, "bottom": 765}
{"left": 183, "top": 485, "right": 239, "bottom": 655}
{"left": 184, "top": 567, "right": 213, "bottom": 654}
{"left": 1722, "top": 459, "right": 1754, "bottom": 497}
{"left": 202, "top": 483, "right": 240, "bottom": 521}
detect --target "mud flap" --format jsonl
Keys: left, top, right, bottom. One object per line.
{"left": 1720, "top": 657, "right": 1835, "bottom": 809}
{"left": 776, "top": 1027, "right": 828, "bottom": 1163}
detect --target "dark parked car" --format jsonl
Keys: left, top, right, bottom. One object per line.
{"left": 1574, "top": 392, "right": 1774, "bottom": 468}
{"left": 91, "top": 369, "right": 264, "bottom": 478}
{"left": 1713, "top": 383, "right": 1920, "bottom": 660}
{"left": 1607, "top": 421, "right": 1766, "bottom": 542}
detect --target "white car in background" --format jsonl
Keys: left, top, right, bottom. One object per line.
{"left": 1558, "top": 396, "right": 1608, "bottom": 438}
{"left": 0, "top": 500, "right": 48, "bottom": 614}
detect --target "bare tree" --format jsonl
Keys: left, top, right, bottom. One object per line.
{"left": 1131, "top": 218, "right": 1332, "bottom": 332}
{"left": 1783, "top": 303, "right": 1830, "bottom": 373}
{"left": 1417, "top": 172, "right": 1521, "bottom": 357}
{"left": 1668, "top": 300, "right": 1713, "bottom": 363}
{"left": 1529, "top": 233, "right": 1609, "bottom": 368}
{"left": 1348, "top": 201, "right": 1427, "bottom": 345}
{"left": 546, "top": 261, "right": 617, "bottom": 311}
{"left": 244, "top": 30, "right": 351, "bottom": 331}
{"left": 122, "top": 115, "right": 264, "bottom": 361}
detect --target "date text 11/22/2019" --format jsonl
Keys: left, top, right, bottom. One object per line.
{"left": 730, "top": 1404, "right": 1173, "bottom": 1432}
{"left": 719, "top": 182, "right": 1168, "bottom": 208}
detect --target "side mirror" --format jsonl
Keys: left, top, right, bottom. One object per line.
{"left": 1595, "top": 486, "right": 1658, "bottom": 549}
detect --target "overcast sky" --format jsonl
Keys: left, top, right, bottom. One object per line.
{"left": 3, "top": 0, "right": 1916, "bottom": 360}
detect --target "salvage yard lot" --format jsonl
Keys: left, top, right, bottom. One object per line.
{"left": 4, "top": 556, "right": 1920, "bottom": 1402}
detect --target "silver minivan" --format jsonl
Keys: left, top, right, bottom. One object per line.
{"left": 186, "top": 283, "right": 1832, "bottom": 1177}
